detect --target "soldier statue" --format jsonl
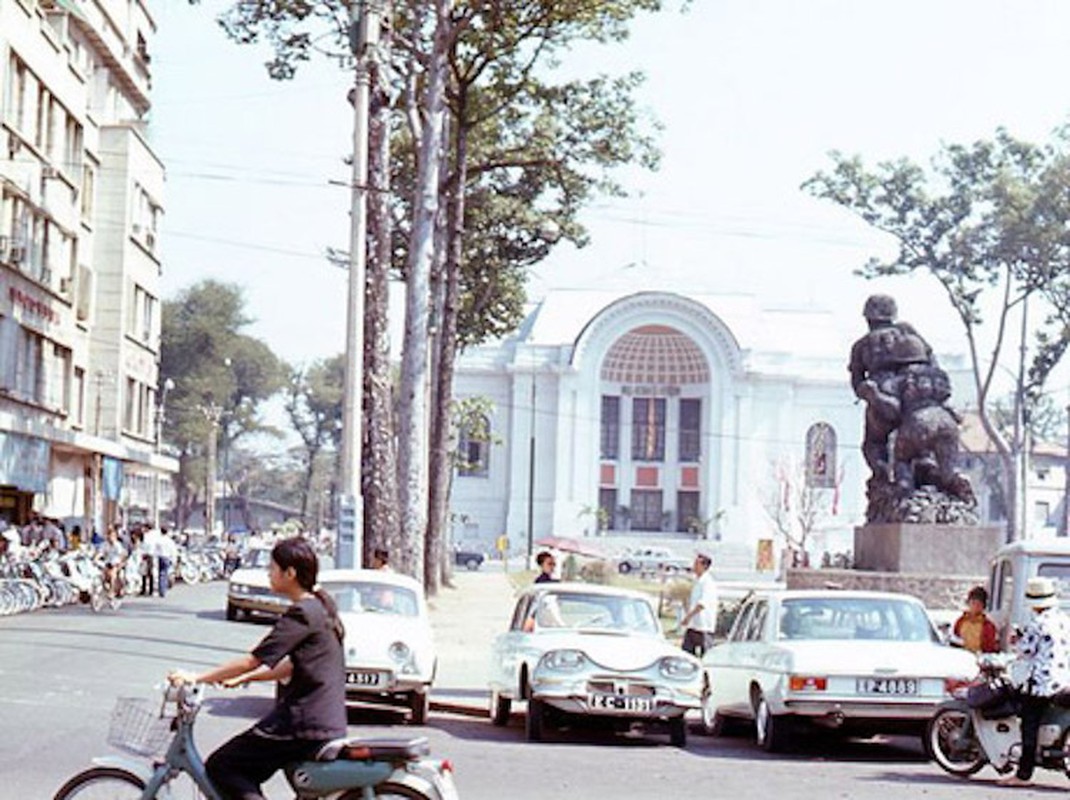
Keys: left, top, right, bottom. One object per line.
{"left": 848, "top": 295, "right": 976, "bottom": 524}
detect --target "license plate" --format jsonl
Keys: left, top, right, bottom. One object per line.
{"left": 588, "top": 693, "right": 655, "bottom": 713}
{"left": 347, "top": 671, "right": 387, "bottom": 687}
{"left": 856, "top": 677, "right": 918, "bottom": 695}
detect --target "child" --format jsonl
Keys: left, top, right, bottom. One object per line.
{"left": 953, "top": 585, "right": 998, "bottom": 653}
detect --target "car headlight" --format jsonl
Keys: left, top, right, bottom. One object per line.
{"left": 389, "top": 641, "right": 412, "bottom": 664}
{"left": 540, "top": 649, "right": 588, "bottom": 672}
{"left": 230, "top": 584, "right": 248, "bottom": 595}
{"left": 658, "top": 656, "right": 699, "bottom": 680}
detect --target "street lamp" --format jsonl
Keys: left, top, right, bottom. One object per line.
{"left": 199, "top": 398, "right": 223, "bottom": 538}
{"left": 154, "top": 377, "right": 175, "bottom": 528}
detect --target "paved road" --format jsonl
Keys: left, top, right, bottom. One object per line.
{"left": 2, "top": 574, "right": 1067, "bottom": 799}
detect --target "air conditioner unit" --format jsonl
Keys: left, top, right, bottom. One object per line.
{"left": 145, "top": 231, "right": 156, "bottom": 251}
{"left": 131, "top": 223, "right": 142, "bottom": 235}
{"left": 41, "top": 165, "right": 59, "bottom": 180}
{"left": 9, "top": 243, "right": 26, "bottom": 264}
{"left": 58, "top": 276, "right": 73, "bottom": 296}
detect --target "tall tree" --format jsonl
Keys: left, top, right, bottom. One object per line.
{"left": 160, "top": 280, "right": 286, "bottom": 530}
{"left": 804, "top": 129, "right": 1070, "bottom": 541}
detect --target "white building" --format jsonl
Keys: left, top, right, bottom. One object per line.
{"left": 449, "top": 288, "right": 986, "bottom": 569}
{"left": 0, "top": 0, "right": 174, "bottom": 533}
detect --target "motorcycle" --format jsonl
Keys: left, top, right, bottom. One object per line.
{"left": 927, "top": 652, "right": 1070, "bottom": 780}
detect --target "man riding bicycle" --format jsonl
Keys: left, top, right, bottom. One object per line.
{"left": 98, "top": 525, "right": 128, "bottom": 599}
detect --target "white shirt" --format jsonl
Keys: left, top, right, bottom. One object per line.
{"left": 687, "top": 569, "right": 719, "bottom": 633}
{"left": 157, "top": 534, "right": 178, "bottom": 561}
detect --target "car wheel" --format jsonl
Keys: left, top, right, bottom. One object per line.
{"left": 526, "top": 698, "right": 545, "bottom": 742}
{"left": 226, "top": 602, "right": 238, "bottom": 621}
{"left": 409, "top": 690, "right": 430, "bottom": 726}
{"left": 490, "top": 688, "right": 511, "bottom": 726}
{"left": 618, "top": 562, "right": 632, "bottom": 575}
{"left": 465, "top": 558, "right": 480, "bottom": 571}
{"left": 926, "top": 708, "right": 986, "bottom": 776}
{"left": 669, "top": 715, "right": 688, "bottom": 747}
{"left": 754, "top": 693, "right": 790, "bottom": 753}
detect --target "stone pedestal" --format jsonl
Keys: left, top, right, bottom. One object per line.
{"left": 854, "top": 523, "right": 1003, "bottom": 576}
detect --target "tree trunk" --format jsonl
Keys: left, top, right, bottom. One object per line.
{"left": 362, "top": 14, "right": 401, "bottom": 568}
{"left": 427, "top": 109, "right": 467, "bottom": 594}
{"left": 397, "top": 0, "right": 450, "bottom": 582}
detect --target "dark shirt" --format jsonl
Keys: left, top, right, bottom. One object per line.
{"left": 534, "top": 573, "right": 558, "bottom": 584}
{"left": 252, "top": 596, "right": 347, "bottom": 740}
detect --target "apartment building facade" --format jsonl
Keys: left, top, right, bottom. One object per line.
{"left": 0, "top": 0, "right": 174, "bottom": 533}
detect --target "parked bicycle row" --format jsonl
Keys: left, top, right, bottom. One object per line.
{"left": 0, "top": 539, "right": 229, "bottom": 616}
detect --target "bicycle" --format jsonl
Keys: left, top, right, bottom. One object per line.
{"left": 52, "top": 683, "right": 459, "bottom": 800}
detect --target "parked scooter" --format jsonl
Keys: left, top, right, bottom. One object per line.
{"left": 928, "top": 653, "right": 1070, "bottom": 780}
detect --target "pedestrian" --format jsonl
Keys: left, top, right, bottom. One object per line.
{"left": 157, "top": 528, "right": 177, "bottom": 597}
{"left": 98, "top": 525, "right": 128, "bottom": 598}
{"left": 141, "top": 526, "right": 160, "bottom": 596}
{"left": 952, "top": 585, "right": 999, "bottom": 654}
{"left": 223, "top": 535, "right": 241, "bottom": 576}
{"left": 680, "top": 552, "right": 718, "bottom": 657}
{"left": 534, "top": 550, "right": 558, "bottom": 583}
{"left": 998, "top": 577, "right": 1070, "bottom": 787}
{"left": 168, "top": 537, "right": 346, "bottom": 800}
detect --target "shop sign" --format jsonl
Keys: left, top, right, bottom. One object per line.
{"left": 0, "top": 432, "right": 50, "bottom": 493}
{"left": 8, "top": 286, "right": 59, "bottom": 327}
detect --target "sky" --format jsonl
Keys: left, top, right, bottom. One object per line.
{"left": 149, "top": 1, "right": 1070, "bottom": 397}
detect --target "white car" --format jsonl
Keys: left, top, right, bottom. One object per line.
{"left": 320, "top": 569, "right": 437, "bottom": 724}
{"left": 700, "top": 589, "right": 978, "bottom": 752}
{"left": 488, "top": 582, "right": 702, "bottom": 746}
{"left": 226, "top": 547, "right": 289, "bottom": 621}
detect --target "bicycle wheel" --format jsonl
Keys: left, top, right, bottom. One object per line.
{"left": 53, "top": 766, "right": 146, "bottom": 799}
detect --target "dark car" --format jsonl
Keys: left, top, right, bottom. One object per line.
{"left": 454, "top": 548, "right": 485, "bottom": 571}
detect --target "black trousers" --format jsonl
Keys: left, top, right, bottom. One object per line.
{"left": 205, "top": 727, "right": 326, "bottom": 800}
{"left": 682, "top": 628, "right": 715, "bottom": 657}
{"left": 1016, "top": 694, "right": 1047, "bottom": 780}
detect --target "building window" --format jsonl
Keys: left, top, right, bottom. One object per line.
{"left": 631, "top": 397, "right": 665, "bottom": 461}
{"left": 456, "top": 414, "right": 490, "bottom": 477}
{"left": 600, "top": 395, "right": 620, "bottom": 459}
{"left": 805, "top": 422, "right": 837, "bottom": 488}
{"left": 679, "top": 398, "right": 701, "bottom": 462}
{"left": 677, "top": 490, "right": 701, "bottom": 533}
{"left": 124, "top": 377, "right": 137, "bottom": 432}
{"left": 598, "top": 488, "right": 617, "bottom": 531}
{"left": 1036, "top": 501, "right": 1051, "bottom": 525}
{"left": 630, "top": 489, "right": 664, "bottom": 532}
{"left": 73, "top": 366, "right": 85, "bottom": 426}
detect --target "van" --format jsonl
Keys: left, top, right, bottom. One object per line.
{"left": 987, "top": 539, "right": 1070, "bottom": 649}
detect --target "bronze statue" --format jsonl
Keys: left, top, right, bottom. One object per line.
{"left": 849, "top": 295, "right": 976, "bottom": 524}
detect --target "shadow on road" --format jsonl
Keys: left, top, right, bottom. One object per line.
{"left": 686, "top": 726, "right": 928, "bottom": 764}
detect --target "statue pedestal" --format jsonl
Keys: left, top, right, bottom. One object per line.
{"left": 854, "top": 523, "right": 1002, "bottom": 576}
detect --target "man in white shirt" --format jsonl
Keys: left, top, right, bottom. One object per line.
{"left": 680, "top": 553, "right": 718, "bottom": 657}
{"left": 157, "top": 529, "right": 178, "bottom": 598}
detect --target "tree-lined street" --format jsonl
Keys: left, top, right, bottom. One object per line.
{"left": 2, "top": 575, "right": 1065, "bottom": 799}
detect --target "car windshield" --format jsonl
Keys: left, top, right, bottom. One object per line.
{"left": 324, "top": 581, "right": 420, "bottom": 617}
{"left": 533, "top": 591, "right": 659, "bottom": 634}
{"left": 777, "top": 597, "right": 937, "bottom": 643}
{"left": 243, "top": 549, "right": 273, "bottom": 569}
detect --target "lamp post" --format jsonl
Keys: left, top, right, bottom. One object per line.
{"left": 526, "top": 361, "right": 536, "bottom": 564}
{"left": 199, "top": 399, "right": 223, "bottom": 537}
{"left": 154, "top": 377, "right": 175, "bottom": 528}
{"left": 337, "top": 0, "right": 382, "bottom": 568}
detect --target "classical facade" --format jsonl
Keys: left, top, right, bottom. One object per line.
{"left": 0, "top": 0, "right": 174, "bottom": 532}
{"left": 450, "top": 289, "right": 912, "bottom": 566}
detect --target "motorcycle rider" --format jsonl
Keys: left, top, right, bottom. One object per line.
{"left": 999, "top": 577, "right": 1070, "bottom": 787}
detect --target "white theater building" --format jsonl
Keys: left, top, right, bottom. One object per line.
{"left": 448, "top": 289, "right": 901, "bottom": 569}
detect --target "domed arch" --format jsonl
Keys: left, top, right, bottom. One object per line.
{"left": 570, "top": 291, "right": 743, "bottom": 379}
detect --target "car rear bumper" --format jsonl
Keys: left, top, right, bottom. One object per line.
{"left": 228, "top": 595, "right": 289, "bottom": 615}
{"left": 780, "top": 696, "right": 944, "bottom": 721}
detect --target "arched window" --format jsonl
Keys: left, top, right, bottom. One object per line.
{"left": 457, "top": 414, "right": 491, "bottom": 477}
{"left": 805, "top": 422, "right": 836, "bottom": 488}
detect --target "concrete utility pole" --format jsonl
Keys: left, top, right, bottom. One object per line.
{"left": 338, "top": 0, "right": 381, "bottom": 568}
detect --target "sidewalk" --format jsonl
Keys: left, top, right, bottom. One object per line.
{"left": 426, "top": 564, "right": 518, "bottom": 717}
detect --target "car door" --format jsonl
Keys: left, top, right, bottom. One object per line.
{"left": 707, "top": 598, "right": 757, "bottom": 716}
{"left": 491, "top": 593, "right": 535, "bottom": 697}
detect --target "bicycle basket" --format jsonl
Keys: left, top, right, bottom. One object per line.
{"left": 107, "top": 697, "right": 173, "bottom": 757}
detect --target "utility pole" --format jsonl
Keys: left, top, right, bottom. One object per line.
{"left": 338, "top": 0, "right": 381, "bottom": 568}
{"left": 1064, "top": 403, "right": 1070, "bottom": 537}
